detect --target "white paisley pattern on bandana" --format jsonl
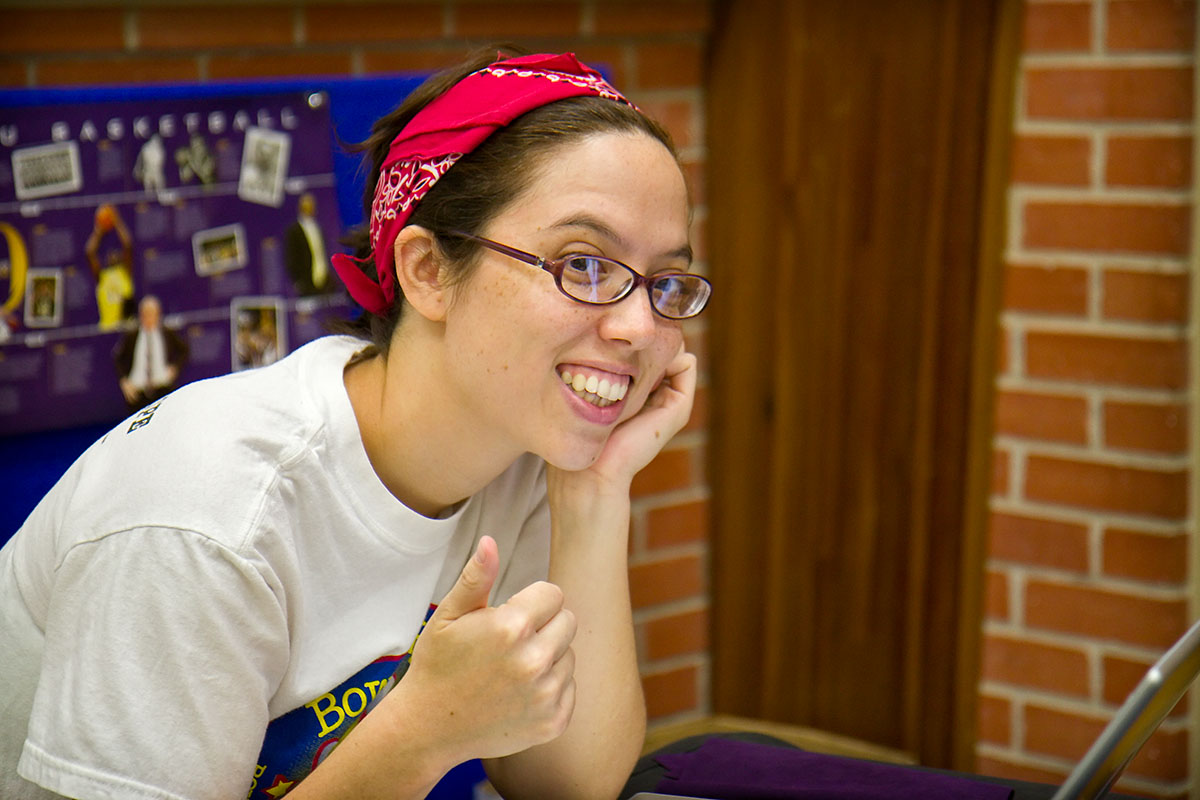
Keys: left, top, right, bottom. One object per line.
{"left": 369, "top": 154, "right": 462, "bottom": 251}
{"left": 482, "top": 65, "right": 629, "bottom": 104}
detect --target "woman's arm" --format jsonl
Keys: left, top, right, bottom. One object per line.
{"left": 292, "top": 535, "right": 578, "bottom": 800}
{"left": 484, "top": 347, "right": 698, "bottom": 800}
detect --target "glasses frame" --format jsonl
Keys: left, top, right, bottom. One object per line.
{"left": 444, "top": 230, "right": 711, "bottom": 320}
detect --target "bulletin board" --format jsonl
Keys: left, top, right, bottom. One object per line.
{"left": 0, "top": 75, "right": 426, "bottom": 437}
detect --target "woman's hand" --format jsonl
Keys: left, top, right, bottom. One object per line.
{"left": 395, "top": 536, "right": 578, "bottom": 763}
{"left": 564, "top": 343, "right": 697, "bottom": 492}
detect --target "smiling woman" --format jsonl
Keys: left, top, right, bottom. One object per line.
{"left": 0, "top": 46, "right": 706, "bottom": 800}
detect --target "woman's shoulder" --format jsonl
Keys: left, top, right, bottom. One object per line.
{"left": 121, "top": 335, "right": 361, "bottom": 451}
{"left": 48, "top": 337, "right": 367, "bottom": 544}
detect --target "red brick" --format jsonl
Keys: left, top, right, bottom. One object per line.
{"left": 1102, "top": 269, "right": 1189, "bottom": 324}
{"left": 139, "top": 5, "right": 295, "bottom": 50}
{"left": 362, "top": 48, "right": 469, "bottom": 77}
{"left": 453, "top": 2, "right": 582, "bottom": 37}
{"left": 993, "top": 389, "right": 1088, "bottom": 445}
{"left": 635, "top": 41, "right": 703, "bottom": 90}
{"left": 689, "top": 216, "right": 707, "bottom": 263}
{"left": 304, "top": 3, "right": 443, "bottom": 44}
{"left": 1106, "top": 135, "right": 1192, "bottom": 188}
{"left": 974, "top": 755, "right": 1067, "bottom": 786}
{"left": 631, "top": 447, "right": 693, "bottom": 498}
{"left": 642, "top": 664, "right": 698, "bottom": 719}
{"left": 982, "top": 633, "right": 1090, "bottom": 695}
{"left": 0, "top": 60, "right": 28, "bottom": 88}
{"left": 643, "top": 607, "right": 708, "bottom": 660}
{"left": 595, "top": 0, "right": 710, "bottom": 34}
{"left": 985, "top": 569, "right": 1009, "bottom": 621}
{"left": 988, "top": 511, "right": 1089, "bottom": 571}
{"left": 208, "top": 51, "right": 352, "bottom": 81}
{"left": 1130, "top": 724, "right": 1189, "bottom": 783}
{"left": 1104, "top": 653, "right": 1189, "bottom": 715}
{"left": 977, "top": 693, "right": 1011, "bottom": 745}
{"left": 646, "top": 499, "right": 709, "bottom": 549}
{"left": 1024, "top": 331, "right": 1188, "bottom": 390}
{"left": 996, "top": 325, "right": 1010, "bottom": 374}
{"left": 1025, "top": 67, "right": 1193, "bottom": 121}
{"left": 1025, "top": 454, "right": 1188, "bottom": 518}
{"left": 1025, "top": 579, "right": 1188, "bottom": 648}
{"left": 1023, "top": 201, "right": 1190, "bottom": 255}
{"left": 681, "top": 382, "right": 708, "bottom": 433}
{"left": 1011, "top": 134, "right": 1091, "bottom": 185}
{"left": 1022, "top": 1, "right": 1092, "bottom": 51}
{"left": 637, "top": 97, "right": 699, "bottom": 150}
{"left": 1026, "top": 703, "right": 1186, "bottom": 781}
{"left": 1104, "top": 400, "right": 1188, "bottom": 454}
{"left": 681, "top": 160, "right": 706, "bottom": 206}
{"left": 552, "top": 43, "right": 625, "bottom": 90}
{"left": 1023, "top": 704, "right": 1107, "bottom": 761}
{"left": 1103, "top": 527, "right": 1188, "bottom": 583}
{"left": 38, "top": 56, "right": 200, "bottom": 87}
{"left": 1107, "top": 0, "right": 1196, "bottom": 52}
{"left": 628, "top": 554, "right": 704, "bottom": 609}
{"left": 0, "top": 8, "right": 125, "bottom": 54}
{"left": 992, "top": 448, "right": 1010, "bottom": 495}
{"left": 1003, "top": 262, "right": 1088, "bottom": 315}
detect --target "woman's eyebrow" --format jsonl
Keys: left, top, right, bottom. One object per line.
{"left": 549, "top": 214, "right": 693, "bottom": 264}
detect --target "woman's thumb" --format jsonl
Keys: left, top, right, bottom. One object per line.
{"left": 435, "top": 535, "right": 498, "bottom": 621}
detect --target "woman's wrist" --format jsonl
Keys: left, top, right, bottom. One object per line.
{"left": 547, "top": 464, "right": 632, "bottom": 513}
{"left": 290, "top": 681, "right": 456, "bottom": 799}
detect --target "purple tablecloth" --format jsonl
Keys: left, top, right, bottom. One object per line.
{"left": 655, "top": 738, "right": 1014, "bottom": 800}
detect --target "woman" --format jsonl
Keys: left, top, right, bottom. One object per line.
{"left": 0, "top": 48, "right": 711, "bottom": 800}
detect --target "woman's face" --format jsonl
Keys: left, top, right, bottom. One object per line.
{"left": 439, "top": 131, "right": 692, "bottom": 470}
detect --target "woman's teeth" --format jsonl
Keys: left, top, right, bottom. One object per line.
{"left": 560, "top": 369, "right": 629, "bottom": 408}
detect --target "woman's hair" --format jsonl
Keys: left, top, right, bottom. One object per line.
{"left": 337, "top": 45, "right": 678, "bottom": 353}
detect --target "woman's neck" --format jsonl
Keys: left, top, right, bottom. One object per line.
{"left": 343, "top": 340, "right": 519, "bottom": 519}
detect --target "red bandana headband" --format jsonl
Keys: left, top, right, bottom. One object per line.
{"left": 331, "top": 52, "right": 632, "bottom": 315}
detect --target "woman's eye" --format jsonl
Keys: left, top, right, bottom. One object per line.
{"left": 562, "top": 256, "right": 606, "bottom": 284}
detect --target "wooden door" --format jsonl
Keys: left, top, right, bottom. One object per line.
{"left": 706, "top": 0, "right": 1020, "bottom": 768}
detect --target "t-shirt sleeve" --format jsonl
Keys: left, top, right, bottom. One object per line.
{"left": 18, "top": 527, "right": 290, "bottom": 800}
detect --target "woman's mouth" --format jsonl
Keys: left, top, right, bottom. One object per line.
{"left": 559, "top": 367, "right": 630, "bottom": 408}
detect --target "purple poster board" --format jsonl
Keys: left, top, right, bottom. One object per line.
{"left": 0, "top": 91, "right": 352, "bottom": 435}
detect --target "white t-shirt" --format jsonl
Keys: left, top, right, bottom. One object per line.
{"left": 0, "top": 336, "right": 550, "bottom": 800}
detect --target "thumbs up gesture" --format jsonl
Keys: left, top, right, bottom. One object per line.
{"left": 402, "top": 536, "right": 578, "bottom": 762}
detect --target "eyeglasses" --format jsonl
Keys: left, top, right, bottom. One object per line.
{"left": 445, "top": 230, "right": 712, "bottom": 320}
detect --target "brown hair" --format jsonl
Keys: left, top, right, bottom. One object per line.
{"left": 337, "top": 45, "right": 678, "bottom": 353}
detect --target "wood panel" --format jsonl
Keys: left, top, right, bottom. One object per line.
{"left": 707, "top": 0, "right": 1019, "bottom": 768}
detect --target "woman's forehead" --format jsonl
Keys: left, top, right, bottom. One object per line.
{"left": 502, "top": 133, "right": 689, "bottom": 239}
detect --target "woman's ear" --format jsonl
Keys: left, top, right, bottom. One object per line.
{"left": 392, "top": 226, "right": 450, "bottom": 322}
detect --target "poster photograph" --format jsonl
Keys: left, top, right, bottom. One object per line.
{"left": 12, "top": 140, "right": 82, "bottom": 200}
{"left": 238, "top": 125, "right": 290, "bottom": 208}
{"left": 0, "top": 90, "right": 352, "bottom": 436}
{"left": 24, "top": 268, "right": 62, "bottom": 328}
{"left": 231, "top": 295, "right": 286, "bottom": 372}
{"left": 193, "top": 223, "right": 248, "bottom": 276}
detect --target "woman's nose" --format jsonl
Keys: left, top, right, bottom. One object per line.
{"left": 598, "top": 286, "right": 659, "bottom": 347}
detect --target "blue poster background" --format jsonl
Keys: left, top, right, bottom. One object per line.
{"left": 0, "top": 76, "right": 426, "bottom": 439}
{"left": 0, "top": 91, "right": 346, "bottom": 435}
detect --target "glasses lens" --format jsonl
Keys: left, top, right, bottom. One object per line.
{"left": 651, "top": 274, "right": 711, "bottom": 319}
{"left": 560, "top": 256, "right": 634, "bottom": 304}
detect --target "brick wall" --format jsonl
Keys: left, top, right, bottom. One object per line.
{"left": 979, "top": 0, "right": 1195, "bottom": 797}
{"left": 0, "top": 0, "right": 714, "bottom": 727}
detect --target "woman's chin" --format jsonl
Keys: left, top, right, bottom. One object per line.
{"left": 543, "top": 440, "right": 608, "bottom": 472}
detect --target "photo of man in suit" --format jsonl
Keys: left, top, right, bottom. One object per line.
{"left": 283, "top": 192, "right": 331, "bottom": 296}
{"left": 113, "top": 295, "right": 189, "bottom": 412}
